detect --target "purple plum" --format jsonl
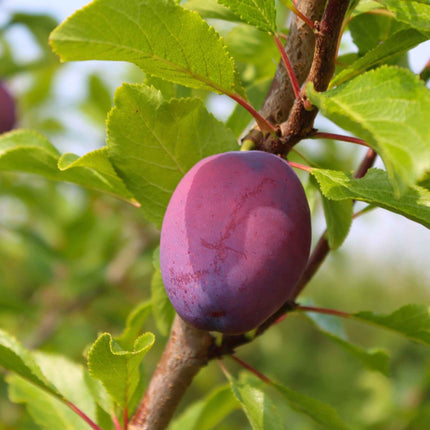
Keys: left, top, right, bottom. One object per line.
{"left": 0, "top": 81, "right": 16, "bottom": 134}
{"left": 160, "top": 151, "right": 311, "bottom": 334}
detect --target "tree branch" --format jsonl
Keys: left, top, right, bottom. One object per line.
{"left": 244, "top": 0, "right": 326, "bottom": 148}
{"left": 278, "top": 0, "right": 350, "bottom": 152}
{"left": 261, "top": 0, "right": 326, "bottom": 125}
{"left": 129, "top": 316, "right": 213, "bottom": 430}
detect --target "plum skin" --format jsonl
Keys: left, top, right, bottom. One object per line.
{"left": 160, "top": 151, "right": 311, "bottom": 334}
{"left": 0, "top": 81, "right": 16, "bottom": 134}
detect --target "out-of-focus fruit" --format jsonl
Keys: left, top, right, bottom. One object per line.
{"left": 0, "top": 81, "right": 16, "bottom": 133}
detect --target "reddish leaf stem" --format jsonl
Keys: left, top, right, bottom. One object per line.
{"left": 288, "top": 160, "right": 312, "bottom": 173}
{"left": 112, "top": 415, "right": 123, "bottom": 430}
{"left": 228, "top": 93, "right": 276, "bottom": 134}
{"left": 274, "top": 34, "right": 301, "bottom": 100}
{"left": 124, "top": 407, "right": 129, "bottom": 430}
{"left": 282, "top": 1, "right": 316, "bottom": 31}
{"left": 313, "top": 132, "right": 369, "bottom": 147}
{"left": 65, "top": 401, "right": 103, "bottom": 430}
{"left": 354, "top": 149, "right": 377, "bottom": 179}
{"left": 295, "top": 305, "right": 351, "bottom": 319}
{"left": 231, "top": 355, "right": 272, "bottom": 384}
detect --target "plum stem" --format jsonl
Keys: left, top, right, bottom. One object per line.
{"left": 273, "top": 34, "right": 301, "bottom": 100}
{"left": 312, "top": 132, "right": 369, "bottom": 147}
{"left": 230, "top": 355, "right": 272, "bottom": 384}
{"left": 295, "top": 305, "right": 351, "bottom": 319}
{"left": 241, "top": 139, "right": 257, "bottom": 151}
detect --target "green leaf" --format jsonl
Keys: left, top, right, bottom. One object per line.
{"left": 84, "top": 372, "right": 115, "bottom": 418}
{"left": 82, "top": 74, "right": 113, "bottom": 124}
{"left": 320, "top": 196, "right": 353, "bottom": 250}
{"left": 1, "top": 338, "right": 99, "bottom": 430}
{"left": 116, "top": 301, "right": 153, "bottom": 350}
{"left": 8, "top": 375, "right": 88, "bottom": 430}
{"left": 87, "top": 332, "right": 155, "bottom": 408}
{"left": 33, "top": 353, "right": 98, "bottom": 421}
{"left": 308, "top": 66, "right": 430, "bottom": 193}
{"left": 311, "top": 168, "right": 430, "bottom": 228}
{"left": 145, "top": 76, "right": 176, "bottom": 100}
{"left": 419, "top": 172, "right": 430, "bottom": 191}
{"left": 0, "top": 130, "right": 136, "bottom": 204}
{"left": 305, "top": 312, "right": 390, "bottom": 376}
{"left": 331, "top": 28, "right": 428, "bottom": 86}
{"left": 170, "top": 385, "right": 239, "bottom": 430}
{"left": 107, "top": 84, "right": 237, "bottom": 227}
{"left": 217, "top": 0, "right": 277, "bottom": 34}
{"left": 225, "top": 24, "right": 279, "bottom": 83}
{"left": 349, "top": 12, "right": 406, "bottom": 54}
{"left": 352, "top": 0, "right": 384, "bottom": 16}
{"left": 50, "top": 0, "right": 241, "bottom": 95}
{"left": 273, "top": 383, "right": 349, "bottom": 430}
{"left": 0, "top": 329, "right": 58, "bottom": 397}
{"left": 353, "top": 304, "right": 430, "bottom": 345}
{"left": 183, "top": 0, "right": 242, "bottom": 22}
{"left": 376, "top": 0, "right": 430, "bottom": 31}
{"left": 229, "top": 373, "right": 283, "bottom": 430}
{"left": 152, "top": 270, "right": 176, "bottom": 337}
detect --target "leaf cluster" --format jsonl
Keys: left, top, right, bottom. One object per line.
{"left": 0, "top": 0, "right": 429, "bottom": 429}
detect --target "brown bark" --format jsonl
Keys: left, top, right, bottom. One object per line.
{"left": 260, "top": 0, "right": 326, "bottom": 125}
{"left": 129, "top": 316, "right": 213, "bottom": 430}
{"left": 279, "top": 0, "right": 350, "bottom": 151}
{"left": 245, "top": 0, "right": 326, "bottom": 151}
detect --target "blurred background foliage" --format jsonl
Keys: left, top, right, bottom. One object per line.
{"left": 0, "top": 2, "right": 429, "bottom": 429}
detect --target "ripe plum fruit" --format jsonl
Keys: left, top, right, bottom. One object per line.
{"left": 160, "top": 151, "right": 311, "bottom": 334}
{"left": 0, "top": 81, "right": 16, "bottom": 133}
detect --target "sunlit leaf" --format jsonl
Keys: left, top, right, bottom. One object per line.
{"left": 87, "top": 332, "right": 155, "bottom": 408}
{"left": 353, "top": 304, "right": 430, "bottom": 345}
{"left": 311, "top": 168, "right": 430, "bottom": 228}
{"left": 50, "top": 0, "right": 241, "bottom": 95}
{"left": 218, "top": 0, "right": 277, "bottom": 34}
{"left": 0, "top": 130, "right": 136, "bottom": 204}
{"left": 308, "top": 66, "right": 430, "bottom": 193}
